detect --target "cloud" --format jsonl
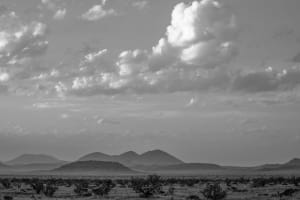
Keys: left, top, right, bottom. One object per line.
{"left": 0, "top": 71, "right": 9, "bottom": 82}
{"left": 185, "top": 97, "right": 199, "bottom": 107}
{"left": 6, "top": 0, "right": 300, "bottom": 98}
{"left": 45, "top": 0, "right": 239, "bottom": 96}
{"left": 40, "top": 0, "right": 67, "bottom": 20}
{"left": 232, "top": 67, "right": 300, "bottom": 92}
{"left": 60, "top": 113, "right": 70, "bottom": 119}
{"left": 132, "top": 1, "right": 148, "bottom": 10}
{"left": 53, "top": 8, "right": 66, "bottom": 20}
{"left": 0, "top": 6, "right": 49, "bottom": 96}
{"left": 0, "top": 11, "right": 48, "bottom": 64}
{"left": 153, "top": 0, "right": 238, "bottom": 69}
{"left": 81, "top": 5, "right": 117, "bottom": 21}
{"left": 232, "top": 71, "right": 278, "bottom": 92}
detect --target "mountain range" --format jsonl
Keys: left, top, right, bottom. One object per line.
{"left": 0, "top": 150, "right": 299, "bottom": 176}
{"left": 6, "top": 154, "right": 65, "bottom": 165}
{"left": 77, "top": 149, "right": 184, "bottom": 166}
{"left": 53, "top": 161, "right": 136, "bottom": 175}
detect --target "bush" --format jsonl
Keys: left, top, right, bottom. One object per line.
{"left": 92, "top": 180, "right": 115, "bottom": 197}
{"left": 74, "top": 183, "right": 89, "bottom": 196}
{"left": 278, "top": 188, "right": 299, "bottom": 198}
{"left": 3, "top": 196, "right": 13, "bottom": 200}
{"left": 43, "top": 184, "right": 58, "bottom": 197}
{"left": 131, "top": 175, "right": 162, "bottom": 198}
{"left": 201, "top": 182, "right": 227, "bottom": 200}
{"left": 30, "top": 182, "right": 44, "bottom": 194}
{"left": 251, "top": 178, "right": 266, "bottom": 188}
{"left": 186, "top": 195, "right": 201, "bottom": 200}
{"left": 0, "top": 179, "right": 11, "bottom": 189}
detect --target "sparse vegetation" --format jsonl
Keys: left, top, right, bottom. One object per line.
{"left": 0, "top": 176, "right": 299, "bottom": 199}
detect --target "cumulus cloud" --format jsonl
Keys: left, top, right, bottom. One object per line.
{"left": 0, "top": 6, "right": 50, "bottom": 96}
{"left": 53, "top": 8, "right": 66, "bottom": 20}
{"left": 152, "top": 0, "right": 238, "bottom": 70}
{"left": 40, "top": 0, "right": 67, "bottom": 20}
{"left": 0, "top": 11, "right": 48, "bottom": 64}
{"left": 0, "top": 71, "right": 9, "bottom": 82}
{"left": 81, "top": 5, "right": 117, "bottom": 21}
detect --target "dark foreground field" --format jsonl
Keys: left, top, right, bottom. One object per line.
{"left": 0, "top": 175, "right": 300, "bottom": 200}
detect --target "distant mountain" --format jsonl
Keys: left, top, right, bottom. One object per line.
{"left": 257, "top": 158, "right": 300, "bottom": 171}
{"left": 6, "top": 154, "right": 64, "bottom": 165}
{"left": 53, "top": 161, "right": 136, "bottom": 175}
{"left": 285, "top": 158, "right": 300, "bottom": 166}
{"left": 10, "top": 163, "right": 66, "bottom": 172}
{"left": 78, "top": 152, "right": 112, "bottom": 162}
{"left": 133, "top": 163, "right": 222, "bottom": 173}
{"left": 137, "top": 150, "right": 184, "bottom": 166}
{"left": 0, "top": 162, "right": 9, "bottom": 169}
{"left": 118, "top": 151, "right": 140, "bottom": 164}
{"left": 78, "top": 149, "right": 184, "bottom": 167}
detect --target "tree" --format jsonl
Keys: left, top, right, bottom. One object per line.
{"left": 201, "top": 182, "right": 227, "bottom": 200}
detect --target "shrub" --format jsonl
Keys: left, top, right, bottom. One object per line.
{"left": 92, "top": 180, "right": 115, "bottom": 197}
{"left": 251, "top": 178, "right": 266, "bottom": 188}
{"left": 186, "top": 195, "right": 201, "bottom": 200}
{"left": 74, "top": 184, "right": 87, "bottom": 196}
{"left": 201, "top": 182, "right": 227, "bottom": 200}
{"left": 43, "top": 184, "right": 58, "bottom": 197}
{"left": 168, "top": 185, "right": 175, "bottom": 195}
{"left": 3, "top": 196, "right": 13, "bottom": 200}
{"left": 0, "top": 179, "right": 11, "bottom": 189}
{"left": 131, "top": 175, "right": 162, "bottom": 198}
{"left": 30, "top": 182, "right": 44, "bottom": 194}
{"left": 278, "top": 188, "right": 299, "bottom": 198}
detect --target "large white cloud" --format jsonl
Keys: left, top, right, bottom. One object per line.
{"left": 152, "top": 0, "right": 238, "bottom": 70}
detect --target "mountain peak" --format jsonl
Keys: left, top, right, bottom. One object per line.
{"left": 78, "top": 152, "right": 111, "bottom": 162}
{"left": 285, "top": 158, "right": 300, "bottom": 165}
{"left": 144, "top": 149, "right": 168, "bottom": 154}
{"left": 139, "top": 149, "right": 184, "bottom": 166}
{"left": 121, "top": 150, "right": 138, "bottom": 155}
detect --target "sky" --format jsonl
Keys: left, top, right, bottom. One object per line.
{"left": 0, "top": 0, "right": 300, "bottom": 166}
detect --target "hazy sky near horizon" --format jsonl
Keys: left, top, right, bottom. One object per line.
{"left": 1, "top": 0, "right": 300, "bottom": 166}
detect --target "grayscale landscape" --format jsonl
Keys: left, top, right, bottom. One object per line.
{"left": 0, "top": 0, "right": 300, "bottom": 199}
